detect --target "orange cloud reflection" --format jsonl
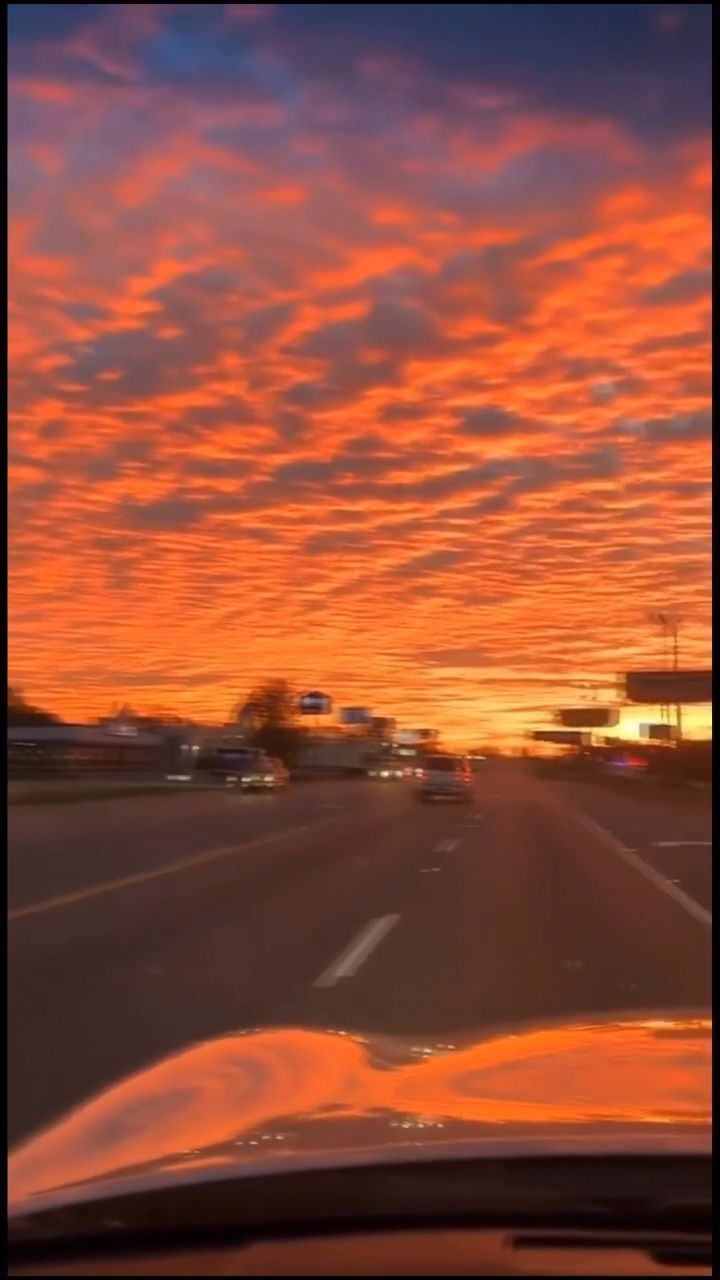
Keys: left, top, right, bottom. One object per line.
{"left": 9, "top": 1015, "right": 711, "bottom": 1209}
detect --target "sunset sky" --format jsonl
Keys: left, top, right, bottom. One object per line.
{"left": 8, "top": 3, "right": 712, "bottom": 746}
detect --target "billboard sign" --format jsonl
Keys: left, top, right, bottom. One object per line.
{"left": 394, "top": 728, "right": 437, "bottom": 745}
{"left": 531, "top": 729, "right": 592, "bottom": 745}
{"left": 340, "top": 707, "right": 373, "bottom": 726}
{"left": 624, "top": 670, "right": 712, "bottom": 704}
{"left": 639, "top": 722, "right": 679, "bottom": 741}
{"left": 299, "top": 691, "right": 333, "bottom": 715}
{"left": 557, "top": 707, "right": 620, "bottom": 728}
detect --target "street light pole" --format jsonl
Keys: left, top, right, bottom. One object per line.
{"left": 671, "top": 619, "right": 682, "bottom": 741}
{"left": 656, "top": 612, "right": 682, "bottom": 741}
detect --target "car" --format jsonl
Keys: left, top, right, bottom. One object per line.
{"left": 268, "top": 757, "right": 289, "bottom": 788}
{"left": 368, "top": 761, "right": 405, "bottom": 780}
{"left": 417, "top": 753, "right": 474, "bottom": 801}
{"left": 213, "top": 747, "right": 265, "bottom": 785}
{"left": 8, "top": 1014, "right": 711, "bottom": 1277}
{"left": 225, "top": 754, "right": 282, "bottom": 792}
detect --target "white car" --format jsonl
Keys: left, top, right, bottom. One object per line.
{"left": 228, "top": 755, "right": 285, "bottom": 791}
{"left": 417, "top": 754, "right": 474, "bottom": 802}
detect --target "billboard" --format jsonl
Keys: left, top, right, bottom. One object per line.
{"left": 531, "top": 729, "right": 592, "bottom": 746}
{"left": 557, "top": 707, "right": 620, "bottom": 728}
{"left": 299, "top": 691, "right": 333, "bottom": 715}
{"left": 394, "top": 728, "right": 437, "bottom": 745}
{"left": 340, "top": 707, "right": 373, "bottom": 726}
{"left": 624, "top": 670, "right": 712, "bottom": 704}
{"left": 639, "top": 723, "right": 679, "bottom": 741}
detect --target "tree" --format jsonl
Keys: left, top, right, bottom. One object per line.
{"left": 236, "top": 678, "right": 295, "bottom": 727}
{"left": 232, "top": 679, "right": 303, "bottom": 764}
{"left": 7, "top": 687, "right": 62, "bottom": 727}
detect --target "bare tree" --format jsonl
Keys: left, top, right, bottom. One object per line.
{"left": 232, "top": 679, "right": 303, "bottom": 763}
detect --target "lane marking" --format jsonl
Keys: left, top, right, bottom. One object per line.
{"left": 314, "top": 914, "right": 400, "bottom": 988}
{"left": 652, "top": 840, "right": 712, "bottom": 848}
{"left": 8, "top": 818, "right": 337, "bottom": 922}
{"left": 578, "top": 815, "right": 711, "bottom": 929}
{"left": 434, "top": 838, "right": 461, "bottom": 854}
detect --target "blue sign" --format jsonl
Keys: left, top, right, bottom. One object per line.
{"left": 340, "top": 707, "right": 372, "bottom": 725}
{"left": 300, "top": 691, "right": 332, "bottom": 715}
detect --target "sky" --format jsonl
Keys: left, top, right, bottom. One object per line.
{"left": 8, "top": 3, "right": 712, "bottom": 746}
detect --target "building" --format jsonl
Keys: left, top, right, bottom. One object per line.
{"left": 8, "top": 723, "right": 169, "bottom": 776}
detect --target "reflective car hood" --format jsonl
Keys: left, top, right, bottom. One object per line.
{"left": 9, "top": 1011, "right": 711, "bottom": 1214}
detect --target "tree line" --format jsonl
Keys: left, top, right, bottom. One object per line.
{"left": 7, "top": 678, "right": 308, "bottom": 763}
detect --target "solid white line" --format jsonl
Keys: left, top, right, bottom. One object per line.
{"left": 8, "top": 818, "right": 337, "bottom": 922}
{"left": 314, "top": 914, "right": 400, "bottom": 988}
{"left": 435, "top": 838, "right": 461, "bottom": 854}
{"left": 578, "top": 815, "right": 712, "bottom": 929}
{"left": 653, "top": 840, "right": 712, "bottom": 848}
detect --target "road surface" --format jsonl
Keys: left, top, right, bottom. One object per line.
{"left": 8, "top": 762, "right": 711, "bottom": 1146}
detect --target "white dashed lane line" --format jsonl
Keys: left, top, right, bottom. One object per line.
{"left": 313, "top": 914, "right": 400, "bottom": 988}
{"left": 434, "top": 837, "right": 461, "bottom": 854}
{"left": 652, "top": 840, "right": 712, "bottom": 848}
{"left": 313, "top": 824, "right": 475, "bottom": 990}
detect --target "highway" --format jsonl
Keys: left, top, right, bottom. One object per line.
{"left": 8, "top": 762, "right": 711, "bottom": 1147}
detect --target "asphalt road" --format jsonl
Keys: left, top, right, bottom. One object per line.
{"left": 8, "top": 762, "right": 711, "bottom": 1147}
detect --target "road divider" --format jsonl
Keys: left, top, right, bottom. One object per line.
{"left": 8, "top": 778, "right": 224, "bottom": 806}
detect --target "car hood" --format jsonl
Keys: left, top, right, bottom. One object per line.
{"left": 8, "top": 1010, "right": 711, "bottom": 1214}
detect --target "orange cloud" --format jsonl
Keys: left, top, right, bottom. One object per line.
{"left": 7, "top": 7, "right": 711, "bottom": 745}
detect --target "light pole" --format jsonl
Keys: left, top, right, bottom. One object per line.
{"left": 656, "top": 613, "right": 682, "bottom": 741}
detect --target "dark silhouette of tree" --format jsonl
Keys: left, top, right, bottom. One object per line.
{"left": 7, "top": 687, "right": 62, "bottom": 727}
{"left": 233, "top": 679, "right": 303, "bottom": 763}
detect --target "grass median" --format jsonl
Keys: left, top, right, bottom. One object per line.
{"left": 7, "top": 779, "right": 223, "bottom": 806}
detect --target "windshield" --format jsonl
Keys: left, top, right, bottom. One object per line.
{"left": 7, "top": 0, "right": 711, "bottom": 1221}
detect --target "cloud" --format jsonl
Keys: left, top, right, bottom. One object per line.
{"left": 6, "top": 1, "right": 711, "bottom": 744}
{"left": 120, "top": 497, "right": 205, "bottom": 530}
{"left": 641, "top": 268, "right": 712, "bottom": 306}
{"left": 456, "top": 405, "right": 534, "bottom": 438}
{"left": 640, "top": 409, "right": 711, "bottom": 443}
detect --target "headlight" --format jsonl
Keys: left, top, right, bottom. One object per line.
{"left": 241, "top": 776, "right": 251, "bottom": 783}
{"left": 264, "top": 775, "right": 273, "bottom": 782}
{"left": 380, "top": 770, "right": 389, "bottom": 778}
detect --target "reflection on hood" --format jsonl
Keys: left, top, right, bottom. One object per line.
{"left": 9, "top": 1012, "right": 711, "bottom": 1210}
